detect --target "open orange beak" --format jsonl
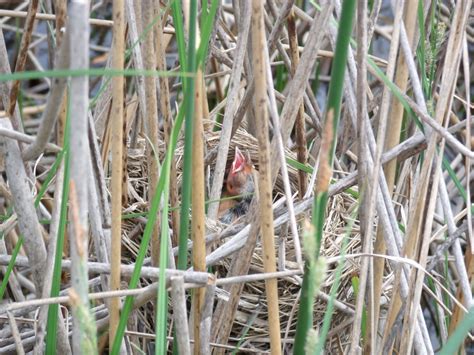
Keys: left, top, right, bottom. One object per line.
{"left": 230, "top": 146, "right": 246, "bottom": 174}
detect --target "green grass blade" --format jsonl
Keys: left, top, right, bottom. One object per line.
{"left": 35, "top": 150, "right": 65, "bottom": 207}
{"left": 111, "top": 104, "right": 186, "bottom": 355}
{"left": 314, "top": 213, "right": 354, "bottom": 354}
{"left": 110, "top": 155, "right": 168, "bottom": 354}
{"left": 171, "top": 0, "right": 187, "bottom": 92}
{"left": 177, "top": 0, "right": 198, "bottom": 271}
{"left": 196, "top": 0, "right": 218, "bottom": 67}
{"left": 294, "top": 0, "right": 356, "bottom": 352}
{"left": 439, "top": 306, "right": 474, "bottom": 355}
{"left": 45, "top": 91, "right": 71, "bottom": 354}
{"left": 0, "top": 237, "right": 23, "bottom": 301}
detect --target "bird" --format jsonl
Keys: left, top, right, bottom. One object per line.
{"left": 218, "top": 147, "right": 256, "bottom": 224}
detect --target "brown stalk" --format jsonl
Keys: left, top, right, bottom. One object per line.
{"left": 109, "top": 0, "right": 125, "bottom": 346}
{"left": 7, "top": 0, "right": 39, "bottom": 131}
{"left": 250, "top": 1, "right": 281, "bottom": 353}
{"left": 287, "top": 10, "right": 307, "bottom": 199}
{"left": 448, "top": 243, "right": 474, "bottom": 345}
{"left": 142, "top": 0, "right": 161, "bottom": 266}
{"left": 374, "top": 5, "right": 418, "bottom": 351}
{"left": 400, "top": 1, "right": 473, "bottom": 352}
{"left": 191, "top": 69, "right": 207, "bottom": 355}
{"left": 268, "top": 4, "right": 332, "bottom": 186}
{"left": 53, "top": 0, "right": 67, "bottom": 47}
{"left": 154, "top": 4, "right": 180, "bottom": 244}
{"left": 55, "top": 32, "right": 68, "bottom": 174}
{"left": 353, "top": 0, "right": 371, "bottom": 352}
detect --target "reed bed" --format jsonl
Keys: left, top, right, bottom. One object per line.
{"left": 0, "top": 1, "right": 473, "bottom": 354}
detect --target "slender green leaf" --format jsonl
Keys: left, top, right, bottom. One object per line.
{"left": 0, "top": 237, "right": 23, "bottom": 300}
{"left": 45, "top": 90, "right": 71, "bottom": 354}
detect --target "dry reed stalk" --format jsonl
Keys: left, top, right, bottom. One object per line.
{"left": 353, "top": 1, "right": 370, "bottom": 353}
{"left": 68, "top": 1, "right": 95, "bottom": 350}
{"left": 355, "top": 0, "right": 408, "bottom": 350}
{"left": 153, "top": 4, "right": 180, "bottom": 244}
{"left": 0, "top": 127, "right": 60, "bottom": 151}
{"left": 7, "top": 0, "right": 38, "bottom": 132}
{"left": 21, "top": 35, "right": 69, "bottom": 161}
{"left": 461, "top": 37, "right": 473, "bottom": 248}
{"left": 191, "top": 69, "right": 207, "bottom": 355}
{"left": 322, "top": 2, "right": 429, "bottom": 351}
{"left": 199, "top": 280, "right": 215, "bottom": 355}
{"left": 400, "top": 2, "right": 473, "bottom": 352}
{"left": 0, "top": 8, "right": 177, "bottom": 33}
{"left": 6, "top": 311, "right": 24, "bottom": 355}
{"left": 109, "top": 0, "right": 125, "bottom": 346}
{"left": 54, "top": 0, "right": 69, "bottom": 154}
{"left": 21, "top": 3, "right": 68, "bottom": 162}
{"left": 448, "top": 243, "right": 474, "bottom": 345}
{"left": 210, "top": 211, "right": 261, "bottom": 354}
{"left": 450, "top": 33, "right": 473, "bottom": 350}
{"left": 206, "top": 0, "right": 251, "bottom": 221}
{"left": 251, "top": 1, "right": 281, "bottom": 353}
{"left": 0, "top": 137, "right": 45, "bottom": 290}
{"left": 287, "top": 10, "right": 307, "bottom": 199}
{"left": 53, "top": 0, "right": 67, "bottom": 46}
{"left": 0, "top": 32, "right": 22, "bottom": 139}
{"left": 268, "top": 4, "right": 332, "bottom": 186}
{"left": 373, "top": 6, "right": 417, "bottom": 351}
{"left": 171, "top": 277, "right": 191, "bottom": 355}
{"left": 142, "top": 0, "right": 161, "bottom": 266}
{"left": 125, "top": 0, "right": 146, "bottom": 150}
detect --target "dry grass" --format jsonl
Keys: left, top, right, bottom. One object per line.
{"left": 0, "top": 1, "right": 473, "bottom": 354}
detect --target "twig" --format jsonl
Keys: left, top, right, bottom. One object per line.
{"left": 0, "top": 9, "right": 175, "bottom": 32}
{"left": 264, "top": 38, "right": 303, "bottom": 269}
{"left": 0, "top": 127, "right": 61, "bottom": 152}
{"left": 6, "top": 311, "right": 24, "bottom": 355}
{"left": 0, "top": 119, "right": 47, "bottom": 295}
{"left": 22, "top": 32, "right": 69, "bottom": 161}
{"left": 171, "top": 277, "right": 191, "bottom": 355}
{"left": 200, "top": 280, "right": 216, "bottom": 355}
{"left": 0, "top": 255, "right": 210, "bottom": 284}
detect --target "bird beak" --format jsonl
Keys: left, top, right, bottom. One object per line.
{"left": 231, "top": 146, "right": 246, "bottom": 173}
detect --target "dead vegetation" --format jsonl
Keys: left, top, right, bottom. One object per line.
{"left": 0, "top": 0, "right": 473, "bottom": 354}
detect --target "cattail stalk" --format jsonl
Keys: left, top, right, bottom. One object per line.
{"left": 109, "top": 0, "right": 125, "bottom": 347}
{"left": 251, "top": 1, "right": 282, "bottom": 353}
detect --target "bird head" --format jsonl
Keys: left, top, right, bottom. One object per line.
{"left": 226, "top": 147, "right": 255, "bottom": 196}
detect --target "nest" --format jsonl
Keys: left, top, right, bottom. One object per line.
{"left": 176, "top": 123, "right": 302, "bottom": 195}
{"left": 120, "top": 122, "right": 363, "bottom": 352}
{"left": 213, "top": 192, "right": 364, "bottom": 352}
